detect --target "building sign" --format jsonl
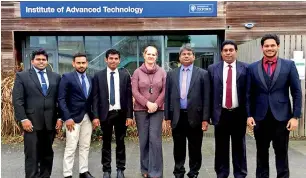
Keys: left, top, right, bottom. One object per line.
{"left": 20, "top": 1, "right": 217, "bottom": 18}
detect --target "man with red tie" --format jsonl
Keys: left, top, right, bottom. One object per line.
{"left": 208, "top": 40, "right": 248, "bottom": 178}
{"left": 246, "top": 34, "right": 302, "bottom": 178}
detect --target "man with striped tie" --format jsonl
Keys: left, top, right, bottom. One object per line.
{"left": 13, "top": 49, "right": 62, "bottom": 178}
{"left": 58, "top": 52, "right": 95, "bottom": 178}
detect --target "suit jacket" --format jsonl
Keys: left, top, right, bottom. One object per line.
{"left": 58, "top": 71, "right": 94, "bottom": 123}
{"left": 208, "top": 61, "right": 248, "bottom": 125}
{"left": 246, "top": 58, "right": 302, "bottom": 121}
{"left": 12, "top": 68, "right": 61, "bottom": 130}
{"left": 92, "top": 68, "right": 133, "bottom": 121}
{"left": 165, "top": 66, "right": 210, "bottom": 129}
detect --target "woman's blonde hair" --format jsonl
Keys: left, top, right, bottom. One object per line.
{"left": 143, "top": 46, "right": 158, "bottom": 56}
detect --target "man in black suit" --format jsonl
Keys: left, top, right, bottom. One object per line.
{"left": 92, "top": 49, "right": 133, "bottom": 178}
{"left": 208, "top": 40, "right": 248, "bottom": 178}
{"left": 58, "top": 53, "right": 95, "bottom": 178}
{"left": 165, "top": 44, "right": 210, "bottom": 178}
{"left": 13, "top": 49, "right": 62, "bottom": 178}
{"left": 246, "top": 34, "right": 302, "bottom": 178}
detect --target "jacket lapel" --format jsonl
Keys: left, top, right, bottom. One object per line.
{"left": 29, "top": 68, "right": 44, "bottom": 95}
{"left": 216, "top": 62, "right": 223, "bottom": 84}
{"left": 236, "top": 61, "right": 243, "bottom": 81}
{"left": 270, "top": 58, "right": 282, "bottom": 89}
{"left": 174, "top": 68, "right": 180, "bottom": 94}
{"left": 87, "top": 75, "right": 92, "bottom": 96}
{"left": 187, "top": 66, "right": 199, "bottom": 95}
{"left": 45, "top": 70, "right": 54, "bottom": 96}
{"left": 257, "top": 60, "right": 268, "bottom": 91}
{"left": 119, "top": 69, "right": 124, "bottom": 100}
{"left": 73, "top": 71, "right": 85, "bottom": 98}
{"left": 102, "top": 69, "right": 109, "bottom": 99}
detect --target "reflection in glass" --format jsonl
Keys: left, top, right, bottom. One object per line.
{"left": 112, "top": 36, "right": 137, "bottom": 75}
{"left": 138, "top": 36, "right": 162, "bottom": 66}
{"left": 166, "top": 35, "right": 217, "bottom": 48}
{"left": 58, "top": 36, "right": 85, "bottom": 75}
{"left": 28, "top": 36, "right": 57, "bottom": 49}
{"left": 85, "top": 36, "right": 111, "bottom": 76}
{"left": 194, "top": 52, "right": 214, "bottom": 69}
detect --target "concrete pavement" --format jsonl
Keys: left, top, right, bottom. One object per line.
{"left": 2, "top": 132, "right": 306, "bottom": 178}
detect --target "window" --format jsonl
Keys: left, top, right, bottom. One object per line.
{"left": 27, "top": 36, "right": 57, "bottom": 49}
{"left": 112, "top": 36, "right": 137, "bottom": 75}
{"left": 58, "top": 36, "right": 84, "bottom": 74}
{"left": 138, "top": 36, "right": 163, "bottom": 66}
{"left": 85, "top": 36, "right": 111, "bottom": 76}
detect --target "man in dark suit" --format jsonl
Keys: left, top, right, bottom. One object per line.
{"left": 165, "top": 44, "right": 210, "bottom": 178}
{"left": 208, "top": 40, "right": 248, "bottom": 178}
{"left": 58, "top": 53, "right": 95, "bottom": 178}
{"left": 246, "top": 34, "right": 302, "bottom": 178}
{"left": 92, "top": 49, "right": 133, "bottom": 178}
{"left": 13, "top": 49, "right": 62, "bottom": 178}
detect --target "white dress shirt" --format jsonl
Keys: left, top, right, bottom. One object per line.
{"left": 222, "top": 60, "right": 239, "bottom": 109}
{"left": 107, "top": 67, "right": 121, "bottom": 110}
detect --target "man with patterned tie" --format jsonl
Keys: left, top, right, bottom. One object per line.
{"left": 58, "top": 53, "right": 95, "bottom": 178}
{"left": 165, "top": 44, "right": 210, "bottom": 178}
{"left": 246, "top": 34, "right": 302, "bottom": 178}
{"left": 92, "top": 49, "right": 133, "bottom": 178}
{"left": 13, "top": 49, "right": 62, "bottom": 178}
{"left": 208, "top": 40, "right": 248, "bottom": 178}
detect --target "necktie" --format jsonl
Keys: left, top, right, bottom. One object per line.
{"left": 180, "top": 68, "right": 188, "bottom": 99}
{"left": 267, "top": 62, "right": 273, "bottom": 76}
{"left": 110, "top": 72, "right": 115, "bottom": 106}
{"left": 81, "top": 74, "right": 87, "bottom": 98}
{"left": 225, "top": 65, "right": 232, "bottom": 109}
{"left": 38, "top": 71, "right": 48, "bottom": 96}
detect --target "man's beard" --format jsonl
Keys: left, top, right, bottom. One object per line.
{"left": 76, "top": 68, "right": 87, "bottom": 73}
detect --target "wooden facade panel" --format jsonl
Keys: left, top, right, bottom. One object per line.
{"left": 2, "top": 17, "right": 226, "bottom": 31}
{"left": 226, "top": 1, "right": 306, "bottom": 44}
{"left": 1, "top": 31, "right": 13, "bottom": 50}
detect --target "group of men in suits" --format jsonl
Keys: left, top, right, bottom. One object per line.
{"left": 13, "top": 33, "right": 302, "bottom": 178}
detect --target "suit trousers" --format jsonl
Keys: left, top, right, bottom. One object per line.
{"left": 63, "top": 114, "right": 93, "bottom": 177}
{"left": 214, "top": 108, "right": 247, "bottom": 178}
{"left": 172, "top": 110, "right": 203, "bottom": 178}
{"left": 254, "top": 108, "right": 290, "bottom": 178}
{"left": 135, "top": 111, "right": 163, "bottom": 178}
{"left": 101, "top": 110, "right": 127, "bottom": 172}
{"left": 24, "top": 128, "right": 55, "bottom": 178}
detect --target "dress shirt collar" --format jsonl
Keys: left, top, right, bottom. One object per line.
{"left": 180, "top": 63, "right": 193, "bottom": 72}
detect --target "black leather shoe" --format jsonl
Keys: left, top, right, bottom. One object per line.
{"left": 103, "top": 172, "right": 111, "bottom": 178}
{"left": 80, "top": 171, "right": 95, "bottom": 178}
{"left": 64, "top": 176, "right": 72, "bottom": 178}
{"left": 117, "top": 170, "right": 125, "bottom": 178}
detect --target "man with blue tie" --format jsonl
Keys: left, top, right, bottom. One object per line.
{"left": 58, "top": 53, "right": 95, "bottom": 178}
{"left": 208, "top": 40, "right": 248, "bottom": 178}
{"left": 92, "top": 49, "right": 133, "bottom": 178}
{"left": 13, "top": 49, "right": 62, "bottom": 178}
{"left": 246, "top": 34, "right": 302, "bottom": 178}
{"left": 165, "top": 44, "right": 210, "bottom": 178}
